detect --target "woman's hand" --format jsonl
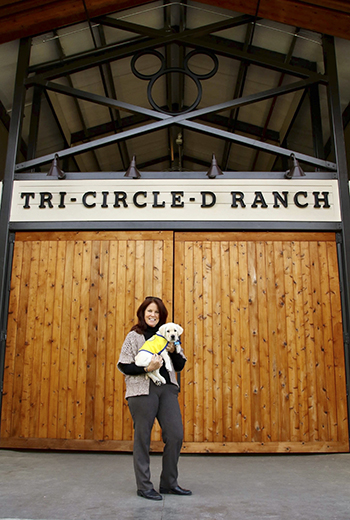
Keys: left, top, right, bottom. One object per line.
{"left": 166, "top": 344, "right": 175, "bottom": 353}
{"left": 146, "top": 354, "right": 163, "bottom": 372}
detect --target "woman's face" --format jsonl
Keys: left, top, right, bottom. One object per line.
{"left": 144, "top": 302, "right": 160, "bottom": 327}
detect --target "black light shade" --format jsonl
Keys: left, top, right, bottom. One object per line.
{"left": 206, "top": 153, "right": 223, "bottom": 178}
{"left": 284, "top": 153, "right": 305, "bottom": 179}
{"left": 47, "top": 153, "right": 65, "bottom": 179}
{"left": 124, "top": 155, "right": 141, "bottom": 178}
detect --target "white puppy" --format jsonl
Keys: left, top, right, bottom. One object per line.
{"left": 135, "top": 322, "right": 184, "bottom": 385}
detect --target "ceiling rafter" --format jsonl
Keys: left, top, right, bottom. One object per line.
{"left": 26, "top": 14, "right": 258, "bottom": 81}
{"left": 1, "top": 0, "right": 350, "bottom": 44}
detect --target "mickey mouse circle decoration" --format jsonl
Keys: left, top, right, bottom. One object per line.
{"left": 131, "top": 49, "right": 219, "bottom": 115}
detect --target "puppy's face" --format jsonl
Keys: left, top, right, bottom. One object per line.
{"left": 158, "top": 323, "right": 183, "bottom": 343}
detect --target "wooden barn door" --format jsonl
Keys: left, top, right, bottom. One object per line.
{"left": 175, "top": 232, "right": 349, "bottom": 453}
{"left": 0, "top": 231, "right": 173, "bottom": 450}
{"left": 1, "top": 230, "right": 349, "bottom": 453}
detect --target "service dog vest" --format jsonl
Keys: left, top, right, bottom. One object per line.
{"left": 139, "top": 333, "right": 168, "bottom": 355}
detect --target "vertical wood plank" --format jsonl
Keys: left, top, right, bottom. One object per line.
{"left": 85, "top": 240, "right": 99, "bottom": 440}
{"left": 153, "top": 240, "right": 163, "bottom": 299}
{"left": 221, "top": 241, "right": 232, "bottom": 442}
{"left": 1, "top": 241, "right": 24, "bottom": 437}
{"left": 105, "top": 240, "right": 117, "bottom": 441}
{"left": 134, "top": 240, "right": 145, "bottom": 306}
{"left": 163, "top": 235, "right": 173, "bottom": 315}
{"left": 274, "top": 241, "right": 289, "bottom": 441}
{"left": 230, "top": 241, "right": 242, "bottom": 442}
{"left": 256, "top": 241, "right": 270, "bottom": 442}
{"left": 284, "top": 240, "right": 300, "bottom": 442}
{"left": 183, "top": 241, "right": 194, "bottom": 441}
{"left": 318, "top": 241, "right": 337, "bottom": 441}
{"left": 21, "top": 241, "right": 40, "bottom": 438}
{"left": 66, "top": 240, "right": 83, "bottom": 439}
{"left": 291, "top": 241, "right": 309, "bottom": 442}
{"left": 115, "top": 240, "right": 127, "bottom": 441}
{"left": 248, "top": 241, "right": 261, "bottom": 442}
{"left": 57, "top": 240, "right": 74, "bottom": 439}
{"left": 302, "top": 242, "right": 318, "bottom": 441}
{"left": 95, "top": 241, "right": 108, "bottom": 440}
{"left": 11, "top": 241, "right": 32, "bottom": 437}
{"left": 327, "top": 241, "right": 348, "bottom": 441}
{"left": 144, "top": 240, "right": 153, "bottom": 298}
{"left": 310, "top": 241, "right": 328, "bottom": 441}
{"left": 48, "top": 241, "right": 66, "bottom": 438}
{"left": 203, "top": 241, "right": 214, "bottom": 442}
{"left": 239, "top": 241, "right": 251, "bottom": 441}
{"left": 38, "top": 241, "right": 56, "bottom": 438}
{"left": 193, "top": 241, "right": 204, "bottom": 442}
{"left": 266, "top": 241, "right": 279, "bottom": 441}
{"left": 47, "top": 242, "right": 66, "bottom": 439}
{"left": 75, "top": 240, "right": 91, "bottom": 439}
{"left": 212, "top": 241, "right": 223, "bottom": 441}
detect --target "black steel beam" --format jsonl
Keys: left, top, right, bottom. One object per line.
{"left": 0, "top": 37, "right": 31, "bottom": 420}
{"left": 35, "top": 79, "right": 167, "bottom": 119}
{"left": 27, "top": 85, "right": 42, "bottom": 164}
{"left": 324, "top": 101, "right": 350, "bottom": 160}
{"left": 94, "top": 15, "right": 167, "bottom": 38}
{"left": 309, "top": 83, "right": 324, "bottom": 161}
{"left": 181, "top": 35, "right": 324, "bottom": 82}
{"left": 180, "top": 119, "right": 336, "bottom": 170}
{"left": 323, "top": 35, "right": 350, "bottom": 437}
{"left": 0, "top": 97, "right": 28, "bottom": 162}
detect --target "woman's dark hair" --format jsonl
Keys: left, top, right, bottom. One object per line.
{"left": 131, "top": 296, "right": 168, "bottom": 334}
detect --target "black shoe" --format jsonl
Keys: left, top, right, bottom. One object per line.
{"left": 137, "top": 488, "right": 163, "bottom": 500}
{"left": 159, "top": 485, "right": 192, "bottom": 496}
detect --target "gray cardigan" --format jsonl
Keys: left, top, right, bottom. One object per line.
{"left": 118, "top": 330, "right": 186, "bottom": 398}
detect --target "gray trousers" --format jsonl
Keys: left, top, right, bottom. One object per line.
{"left": 128, "top": 382, "right": 184, "bottom": 491}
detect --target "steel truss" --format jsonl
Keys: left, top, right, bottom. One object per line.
{"left": 18, "top": 13, "right": 334, "bottom": 172}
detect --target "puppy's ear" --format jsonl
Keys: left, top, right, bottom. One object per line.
{"left": 177, "top": 325, "right": 184, "bottom": 335}
{"left": 158, "top": 324, "right": 166, "bottom": 336}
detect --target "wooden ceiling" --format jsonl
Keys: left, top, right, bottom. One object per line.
{"left": 0, "top": 0, "right": 350, "bottom": 45}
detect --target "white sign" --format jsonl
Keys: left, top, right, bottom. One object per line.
{"left": 11, "top": 179, "right": 341, "bottom": 222}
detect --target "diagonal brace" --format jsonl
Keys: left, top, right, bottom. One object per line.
{"left": 16, "top": 76, "right": 336, "bottom": 171}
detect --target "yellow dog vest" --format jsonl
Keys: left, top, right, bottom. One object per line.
{"left": 139, "top": 333, "right": 168, "bottom": 355}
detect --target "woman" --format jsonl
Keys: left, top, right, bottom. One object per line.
{"left": 118, "top": 296, "right": 192, "bottom": 500}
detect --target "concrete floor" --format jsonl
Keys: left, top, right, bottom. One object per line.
{"left": 0, "top": 450, "right": 349, "bottom": 520}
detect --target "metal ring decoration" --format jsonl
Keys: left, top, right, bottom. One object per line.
{"left": 184, "top": 50, "right": 218, "bottom": 80}
{"left": 147, "top": 68, "right": 202, "bottom": 115}
{"left": 131, "top": 49, "right": 219, "bottom": 115}
{"left": 131, "top": 50, "right": 166, "bottom": 80}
